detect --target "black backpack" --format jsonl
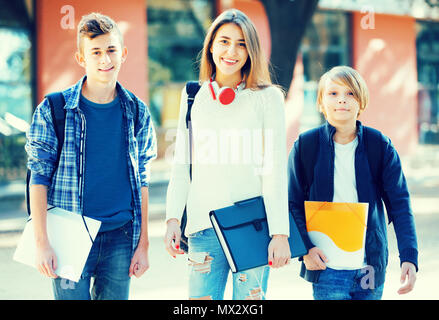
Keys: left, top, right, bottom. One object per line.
{"left": 25, "top": 91, "right": 139, "bottom": 216}
{"left": 26, "top": 92, "right": 66, "bottom": 216}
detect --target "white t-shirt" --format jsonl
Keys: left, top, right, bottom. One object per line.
{"left": 165, "top": 82, "right": 290, "bottom": 237}
{"left": 333, "top": 137, "right": 359, "bottom": 204}
{"left": 330, "top": 136, "right": 367, "bottom": 270}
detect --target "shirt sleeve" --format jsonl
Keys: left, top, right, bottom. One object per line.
{"left": 165, "top": 87, "right": 191, "bottom": 223}
{"left": 25, "top": 98, "right": 59, "bottom": 184}
{"left": 260, "top": 86, "right": 290, "bottom": 237}
{"left": 381, "top": 136, "right": 418, "bottom": 270}
{"left": 30, "top": 172, "right": 51, "bottom": 186}
{"left": 136, "top": 99, "right": 158, "bottom": 187}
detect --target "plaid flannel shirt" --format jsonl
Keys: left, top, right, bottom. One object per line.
{"left": 25, "top": 76, "right": 157, "bottom": 251}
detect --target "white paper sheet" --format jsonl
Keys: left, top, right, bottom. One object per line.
{"left": 13, "top": 207, "right": 101, "bottom": 282}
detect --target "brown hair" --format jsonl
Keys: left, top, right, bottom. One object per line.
{"left": 199, "top": 9, "right": 272, "bottom": 90}
{"left": 317, "top": 66, "right": 369, "bottom": 117}
{"left": 77, "top": 12, "right": 123, "bottom": 53}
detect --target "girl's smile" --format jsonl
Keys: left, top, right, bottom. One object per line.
{"left": 221, "top": 58, "right": 239, "bottom": 65}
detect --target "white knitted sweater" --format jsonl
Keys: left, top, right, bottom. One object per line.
{"left": 165, "top": 81, "right": 290, "bottom": 237}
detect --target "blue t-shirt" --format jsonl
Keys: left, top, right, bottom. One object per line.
{"left": 79, "top": 93, "right": 133, "bottom": 232}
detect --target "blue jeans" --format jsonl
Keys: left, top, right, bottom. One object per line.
{"left": 52, "top": 221, "right": 134, "bottom": 300}
{"left": 188, "top": 228, "right": 270, "bottom": 300}
{"left": 312, "top": 267, "right": 384, "bottom": 300}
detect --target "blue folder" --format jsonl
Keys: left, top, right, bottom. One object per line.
{"left": 209, "top": 196, "right": 307, "bottom": 273}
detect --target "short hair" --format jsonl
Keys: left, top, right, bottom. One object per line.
{"left": 316, "top": 66, "right": 369, "bottom": 117}
{"left": 77, "top": 13, "right": 123, "bottom": 53}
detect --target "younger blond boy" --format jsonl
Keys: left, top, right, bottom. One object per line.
{"left": 288, "top": 66, "right": 418, "bottom": 300}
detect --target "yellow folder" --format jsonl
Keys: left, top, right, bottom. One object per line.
{"left": 305, "top": 201, "right": 368, "bottom": 255}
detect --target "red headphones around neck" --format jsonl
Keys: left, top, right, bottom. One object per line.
{"left": 208, "top": 78, "right": 243, "bottom": 106}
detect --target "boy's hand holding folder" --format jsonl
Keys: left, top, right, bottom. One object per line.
{"left": 304, "top": 201, "right": 369, "bottom": 271}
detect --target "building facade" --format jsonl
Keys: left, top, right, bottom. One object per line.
{"left": 1, "top": 0, "right": 438, "bottom": 187}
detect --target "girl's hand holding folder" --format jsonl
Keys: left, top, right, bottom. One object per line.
{"left": 268, "top": 235, "right": 291, "bottom": 268}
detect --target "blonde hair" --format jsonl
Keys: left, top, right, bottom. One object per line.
{"left": 199, "top": 9, "right": 272, "bottom": 89}
{"left": 77, "top": 13, "right": 123, "bottom": 53}
{"left": 317, "top": 66, "right": 369, "bottom": 117}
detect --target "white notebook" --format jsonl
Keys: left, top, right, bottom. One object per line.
{"left": 210, "top": 214, "right": 237, "bottom": 272}
{"left": 13, "top": 207, "right": 101, "bottom": 282}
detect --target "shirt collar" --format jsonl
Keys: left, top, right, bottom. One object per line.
{"left": 324, "top": 120, "right": 364, "bottom": 144}
{"left": 64, "top": 75, "right": 135, "bottom": 110}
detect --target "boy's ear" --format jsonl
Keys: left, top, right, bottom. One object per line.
{"left": 121, "top": 46, "right": 128, "bottom": 63}
{"left": 318, "top": 104, "right": 327, "bottom": 118}
{"left": 75, "top": 51, "right": 86, "bottom": 68}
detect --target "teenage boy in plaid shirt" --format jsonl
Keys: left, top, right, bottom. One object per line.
{"left": 25, "top": 13, "right": 157, "bottom": 300}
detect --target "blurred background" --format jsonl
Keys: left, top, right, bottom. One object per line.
{"left": 0, "top": 0, "right": 438, "bottom": 300}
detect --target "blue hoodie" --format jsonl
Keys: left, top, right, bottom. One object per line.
{"left": 288, "top": 120, "right": 418, "bottom": 287}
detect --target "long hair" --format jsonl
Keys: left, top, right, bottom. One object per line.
{"left": 199, "top": 9, "right": 272, "bottom": 89}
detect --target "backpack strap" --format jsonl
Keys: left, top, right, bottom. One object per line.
{"left": 179, "top": 81, "right": 201, "bottom": 253}
{"left": 26, "top": 92, "right": 66, "bottom": 215}
{"left": 46, "top": 92, "right": 66, "bottom": 163}
{"left": 185, "top": 81, "right": 201, "bottom": 180}
{"left": 296, "top": 127, "right": 320, "bottom": 283}
{"left": 298, "top": 127, "right": 320, "bottom": 199}
{"left": 363, "top": 126, "right": 383, "bottom": 190}
{"left": 185, "top": 81, "right": 201, "bottom": 128}
{"left": 25, "top": 170, "right": 32, "bottom": 215}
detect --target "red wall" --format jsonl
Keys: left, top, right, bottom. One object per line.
{"left": 352, "top": 12, "right": 418, "bottom": 155}
{"left": 36, "top": 0, "right": 148, "bottom": 103}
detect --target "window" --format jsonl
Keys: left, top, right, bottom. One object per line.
{"left": 147, "top": 0, "right": 213, "bottom": 159}
{"left": 299, "top": 11, "right": 350, "bottom": 132}
{"left": 416, "top": 21, "right": 439, "bottom": 144}
{"left": 0, "top": 0, "right": 32, "bottom": 183}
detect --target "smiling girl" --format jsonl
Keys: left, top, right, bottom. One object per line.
{"left": 164, "top": 9, "right": 291, "bottom": 300}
